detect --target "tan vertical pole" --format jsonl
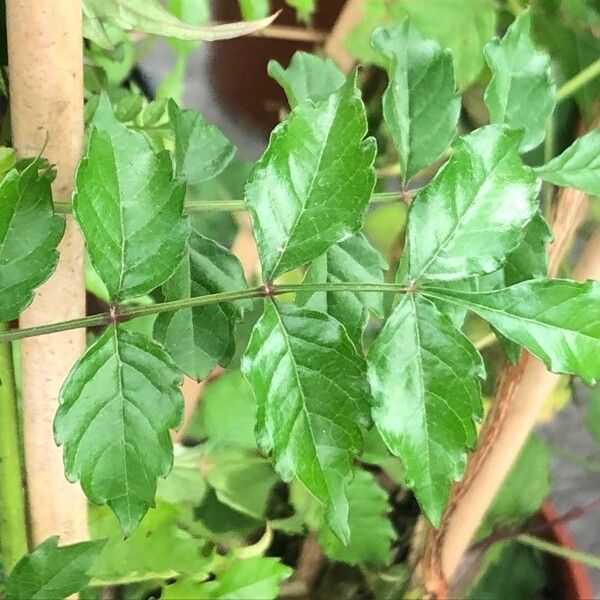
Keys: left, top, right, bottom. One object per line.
{"left": 325, "top": 0, "right": 363, "bottom": 73}
{"left": 6, "top": 0, "right": 88, "bottom": 544}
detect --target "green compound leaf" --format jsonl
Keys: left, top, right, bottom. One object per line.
{"left": 484, "top": 11, "right": 555, "bottom": 152}
{"left": 54, "top": 325, "right": 184, "bottom": 535}
{"left": 317, "top": 470, "right": 394, "bottom": 567}
{"left": 0, "top": 162, "right": 64, "bottom": 322}
{"left": 169, "top": 101, "right": 236, "bottom": 185}
{"left": 372, "top": 21, "right": 460, "bottom": 184}
{"left": 75, "top": 95, "right": 189, "bottom": 302}
{"left": 393, "top": 0, "right": 496, "bottom": 89}
{"left": 400, "top": 125, "right": 540, "bottom": 284}
{"left": 296, "top": 233, "right": 387, "bottom": 347}
{"left": 154, "top": 230, "right": 250, "bottom": 381}
{"left": 367, "top": 294, "right": 484, "bottom": 525}
{"left": 244, "top": 73, "right": 376, "bottom": 280}
{"left": 6, "top": 537, "right": 105, "bottom": 600}
{"left": 162, "top": 557, "right": 293, "bottom": 600}
{"left": 268, "top": 51, "right": 345, "bottom": 108}
{"left": 242, "top": 301, "right": 372, "bottom": 543}
{"left": 424, "top": 279, "right": 600, "bottom": 385}
{"left": 535, "top": 129, "right": 600, "bottom": 197}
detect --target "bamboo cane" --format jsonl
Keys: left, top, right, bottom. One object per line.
{"left": 6, "top": 0, "right": 88, "bottom": 544}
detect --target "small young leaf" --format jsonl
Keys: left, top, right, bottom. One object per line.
{"left": 296, "top": 233, "right": 387, "bottom": 347}
{"left": 54, "top": 325, "right": 184, "bottom": 534}
{"left": 401, "top": 125, "right": 539, "bottom": 283}
{"left": 0, "top": 162, "right": 64, "bottom": 322}
{"left": 503, "top": 213, "right": 551, "bottom": 286}
{"left": 372, "top": 21, "right": 460, "bottom": 184}
{"left": 392, "top": 0, "right": 496, "bottom": 89}
{"left": 317, "top": 470, "right": 394, "bottom": 566}
{"left": 169, "top": 101, "right": 236, "bottom": 185}
{"left": 424, "top": 279, "right": 600, "bottom": 384}
{"left": 484, "top": 11, "right": 556, "bottom": 152}
{"left": 534, "top": 129, "right": 600, "bottom": 197}
{"left": 88, "top": 503, "right": 211, "bottom": 585}
{"left": 162, "top": 557, "right": 293, "bottom": 600}
{"left": 75, "top": 95, "right": 189, "bottom": 302}
{"left": 368, "top": 294, "right": 484, "bottom": 525}
{"left": 6, "top": 537, "right": 104, "bottom": 600}
{"left": 242, "top": 301, "right": 372, "bottom": 542}
{"left": 285, "top": 0, "right": 316, "bottom": 22}
{"left": 203, "top": 447, "right": 277, "bottom": 519}
{"left": 238, "top": 0, "right": 270, "bottom": 21}
{"left": 268, "top": 52, "right": 345, "bottom": 108}
{"left": 188, "top": 370, "right": 257, "bottom": 448}
{"left": 244, "top": 73, "right": 376, "bottom": 280}
{"left": 154, "top": 231, "right": 250, "bottom": 380}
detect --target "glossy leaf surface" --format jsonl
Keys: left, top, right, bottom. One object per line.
{"left": 245, "top": 74, "right": 376, "bottom": 279}
{"left": 401, "top": 126, "right": 539, "bottom": 283}
{"left": 75, "top": 96, "right": 189, "bottom": 301}
{"left": 268, "top": 52, "right": 344, "bottom": 108}
{"left": 296, "top": 234, "right": 387, "bottom": 346}
{"left": 0, "top": 162, "right": 64, "bottom": 322}
{"left": 425, "top": 279, "right": 600, "bottom": 384}
{"left": 484, "top": 11, "right": 555, "bottom": 152}
{"left": 242, "top": 301, "right": 371, "bottom": 542}
{"left": 535, "top": 129, "right": 600, "bottom": 196}
{"left": 317, "top": 470, "right": 394, "bottom": 566}
{"left": 55, "top": 325, "right": 184, "bottom": 534}
{"left": 154, "top": 231, "right": 250, "bottom": 380}
{"left": 6, "top": 537, "right": 104, "bottom": 600}
{"left": 169, "top": 101, "right": 235, "bottom": 185}
{"left": 368, "top": 294, "right": 484, "bottom": 524}
{"left": 372, "top": 21, "right": 460, "bottom": 183}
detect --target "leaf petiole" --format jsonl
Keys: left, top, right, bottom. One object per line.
{"left": 0, "top": 283, "right": 411, "bottom": 344}
{"left": 52, "top": 191, "right": 412, "bottom": 216}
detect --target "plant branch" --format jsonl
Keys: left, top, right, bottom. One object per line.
{"left": 52, "top": 191, "right": 411, "bottom": 216}
{"left": 516, "top": 533, "right": 600, "bottom": 570}
{"left": 0, "top": 283, "right": 411, "bottom": 344}
{"left": 0, "top": 323, "right": 29, "bottom": 571}
{"left": 557, "top": 56, "right": 600, "bottom": 102}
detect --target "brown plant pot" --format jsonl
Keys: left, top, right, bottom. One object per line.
{"left": 539, "top": 503, "right": 594, "bottom": 599}
{"left": 207, "top": 0, "right": 345, "bottom": 138}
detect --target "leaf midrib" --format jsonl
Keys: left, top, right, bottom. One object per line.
{"left": 270, "top": 301, "right": 330, "bottom": 498}
{"left": 266, "top": 93, "right": 343, "bottom": 278}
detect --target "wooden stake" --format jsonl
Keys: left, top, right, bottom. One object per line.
{"left": 6, "top": 0, "right": 88, "bottom": 544}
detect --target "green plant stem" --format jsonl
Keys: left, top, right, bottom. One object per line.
{"left": 52, "top": 191, "right": 410, "bottom": 216}
{"left": 0, "top": 323, "right": 29, "bottom": 572}
{"left": 516, "top": 533, "right": 600, "bottom": 571}
{"left": 556, "top": 56, "right": 600, "bottom": 102}
{"left": 0, "top": 283, "right": 411, "bottom": 344}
